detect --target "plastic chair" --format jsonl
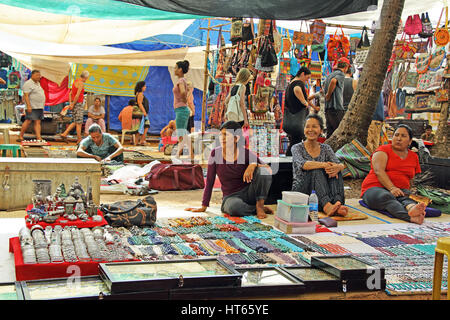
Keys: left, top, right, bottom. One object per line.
{"left": 121, "top": 130, "right": 136, "bottom": 145}
{"left": 432, "top": 236, "right": 450, "bottom": 300}
{"left": 0, "top": 144, "right": 23, "bottom": 157}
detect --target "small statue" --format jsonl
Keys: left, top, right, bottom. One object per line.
{"left": 59, "top": 183, "right": 67, "bottom": 198}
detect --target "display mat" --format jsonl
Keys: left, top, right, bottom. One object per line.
{"left": 293, "top": 222, "right": 450, "bottom": 295}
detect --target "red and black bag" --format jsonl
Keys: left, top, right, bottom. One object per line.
{"left": 145, "top": 164, "right": 205, "bottom": 191}
{"left": 101, "top": 196, "right": 157, "bottom": 227}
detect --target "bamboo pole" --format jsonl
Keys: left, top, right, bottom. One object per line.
{"left": 201, "top": 18, "right": 211, "bottom": 133}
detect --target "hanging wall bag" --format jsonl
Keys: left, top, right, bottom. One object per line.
{"left": 310, "top": 19, "right": 326, "bottom": 44}
{"left": 293, "top": 21, "right": 313, "bottom": 46}
{"left": 282, "top": 30, "right": 292, "bottom": 53}
{"left": 435, "top": 88, "right": 449, "bottom": 102}
{"left": 419, "top": 12, "right": 434, "bottom": 38}
{"left": 404, "top": 14, "right": 423, "bottom": 36}
{"left": 404, "top": 69, "right": 419, "bottom": 88}
{"left": 445, "top": 54, "right": 450, "bottom": 78}
{"left": 309, "top": 52, "right": 322, "bottom": 81}
{"left": 428, "top": 46, "right": 446, "bottom": 71}
{"left": 416, "top": 53, "right": 431, "bottom": 74}
{"left": 289, "top": 49, "right": 300, "bottom": 77}
{"left": 101, "top": 196, "right": 157, "bottom": 228}
{"left": 261, "top": 37, "right": 278, "bottom": 67}
{"left": 434, "top": 7, "right": 449, "bottom": 47}
{"left": 230, "top": 18, "right": 243, "bottom": 45}
{"left": 355, "top": 28, "right": 371, "bottom": 65}
{"left": 394, "top": 34, "right": 418, "bottom": 60}
{"left": 241, "top": 18, "right": 254, "bottom": 42}
{"left": 327, "top": 27, "right": 350, "bottom": 61}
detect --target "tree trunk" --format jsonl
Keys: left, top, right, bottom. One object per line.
{"left": 431, "top": 101, "right": 449, "bottom": 158}
{"left": 326, "top": 0, "right": 405, "bottom": 152}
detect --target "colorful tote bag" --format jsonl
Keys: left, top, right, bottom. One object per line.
{"left": 435, "top": 88, "right": 449, "bottom": 102}
{"left": 279, "top": 58, "right": 291, "bottom": 74}
{"left": 428, "top": 46, "right": 446, "bottom": 71}
{"left": 310, "top": 19, "right": 326, "bottom": 45}
{"left": 293, "top": 21, "right": 313, "bottom": 46}
{"left": 327, "top": 28, "right": 350, "bottom": 61}
{"left": 404, "top": 71, "right": 419, "bottom": 88}
{"left": 404, "top": 14, "right": 423, "bottom": 36}
{"left": 416, "top": 53, "right": 431, "bottom": 74}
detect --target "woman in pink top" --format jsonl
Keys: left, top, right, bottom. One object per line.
{"left": 173, "top": 60, "right": 191, "bottom": 156}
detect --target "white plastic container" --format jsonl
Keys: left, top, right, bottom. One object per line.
{"left": 282, "top": 191, "right": 309, "bottom": 205}
{"left": 274, "top": 216, "right": 317, "bottom": 234}
{"left": 276, "top": 199, "right": 309, "bottom": 223}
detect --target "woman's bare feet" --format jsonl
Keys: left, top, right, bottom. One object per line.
{"left": 410, "top": 214, "right": 425, "bottom": 225}
{"left": 256, "top": 203, "right": 268, "bottom": 219}
{"left": 408, "top": 202, "right": 426, "bottom": 217}
{"left": 336, "top": 205, "right": 349, "bottom": 217}
{"left": 323, "top": 201, "right": 341, "bottom": 216}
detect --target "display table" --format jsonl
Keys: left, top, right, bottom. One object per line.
{"left": 25, "top": 205, "right": 107, "bottom": 229}
{"left": 9, "top": 237, "right": 139, "bottom": 281}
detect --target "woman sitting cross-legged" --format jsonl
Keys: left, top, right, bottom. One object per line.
{"left": 185, "top": 121, "right": 274, "bottom": 219}
{"left": 361, "top": 124, "right": 426, "bottom": 224}
{"left": 291, "top": 114, "right": 348, "bottom": 217}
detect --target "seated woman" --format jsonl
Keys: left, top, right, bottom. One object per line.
{"left": 84, "top": 97, "right": 106, "bottom": 135}
{"left": 361, "top": 125, "right": 426, "bottom": 224}
{"left": 186, "top": 121, "right": 274, "bottom": 219}
{"left": 77, "top": 124, "right": 124, "bottom": 163}
{"left": 291, "top": 114, "right": 348, "bottom": 216}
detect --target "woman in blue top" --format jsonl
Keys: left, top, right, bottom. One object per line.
{"left": 291, "top": 114, "right": 348, "bottom": 217}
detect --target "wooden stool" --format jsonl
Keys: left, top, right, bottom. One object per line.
{"left": 0, "top": 144, "right": 23, "bottom": 157}
{"left": 121, "top": 130, "right": 136, "bottom": 145}
{"left": 432, "top": 236, "right": 450, "bottom": 300}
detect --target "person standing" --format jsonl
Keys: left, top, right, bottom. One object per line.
{"left": 84, "top": 97, "right": 106, "bottom": 135}
{"left": 173, "top": 60, "right": 191, "bottom": 156}
{"left": 343, "top": 65, "right": 358, "bottom": 111}
{"left": 323, "top": 57, "right": 349, "bottom": 138}
{"left": 18, "top": 70, "right": 46, "bottom": 142}
{"left": 224, "top": 68, "right": 252, "bottom": 128}
{"left": 282, "top": 67, "right": 316, "bottom": 156}
{"left": 134, "top": 81, "right": 150, "bottom": 146}
{"left": 60, "top": 70, "right": 89, "bottom": 144}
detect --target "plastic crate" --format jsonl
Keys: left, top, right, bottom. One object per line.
{"left": 276, "top": 199, "right": 309, "bottom": 223}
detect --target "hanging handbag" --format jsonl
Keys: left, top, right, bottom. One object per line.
{"left": 282, "top": 30, "right": 292, "bottom": 53}
{"left": 310, "top": 19, "right": 326, "bottom": 45}
{"left": 416, "top": 38, "right": 432, "bottom": 53}
{"left": 445, "top": 54, "right": 450, "bottom": 78}
{"left": 327, "top": 27, "right": 350, "bottom": 61}
{"left": 404, "top": 70, "right": 419, "bottom": 88}
{"left": 419, "top": 12, "right": 434, "bottom": 38}
{"left": 101, "top": 196, "right": 157, "bottom": 228}
{"left": 435, "top": 88, "right": 449, "bottom": 102}
{"left": 428, "top": 46, "right": 446, "bottom": 71}
{"left": 405, "top": 95, "right": 416, "bottom": 109}
{"left": 350, "top": 33, "right": 360, "bottom": 52}
{"left": 279, "top": 58, "right": 291, "bottom": 75}
{"left": 309, "top": 51, "right": 322, "bottom": 80}
{"left": 404, "top": 14, "right": 423, "bottom": 36}
{"left": 415, "top": 93, "right": 432, "bottom": 109}
{"left": 241, "top": 18, "right": 254, "bottom": 42}
{"left": 391, "top": 62, "right": 401, "bottom": 91}
{"left": 289, "top": 49, "right": 300, "bottom": 77}
{"left": 398, "top": 62, "right": 409, "bottom": 89}
{"left": 293, "top": 21, "right": 313, "bottom": 46}
{"left": 261, "top": 37, "right": 278, "bottom": 67}
{"left": 230, "top": 18, "right": 243, "bottom": 45}
{"left": 434, "top": 7, "right": 449, "bottom": 47}
{"left": 357, "top": 26, "right": 371, "bottom": 50}
{"left": 355, "top": 50, "right": 369, "bottom": 65}
{"left": 416, "top": 53, "right": 431, "bottom": 74}
{"left": 394, "top": 35, "right": 418, "bottom": 60}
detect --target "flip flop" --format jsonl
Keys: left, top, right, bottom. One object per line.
{"left": 16, "top": 138, "right": 23, "bottom": 142}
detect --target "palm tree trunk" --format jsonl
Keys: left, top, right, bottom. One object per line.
{"left": 326, "top": 0, "right": 405, "bottom": 151}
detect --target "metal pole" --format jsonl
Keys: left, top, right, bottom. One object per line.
{"left": 201, "top": 18, "right": 211, "bottom": 133}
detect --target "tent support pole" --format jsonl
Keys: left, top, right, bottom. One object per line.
{"left": 201, "top": 18, "right": 211, "bottom": 133}
{"left": 106, "top": 95, "right": 110, "bottom": 132}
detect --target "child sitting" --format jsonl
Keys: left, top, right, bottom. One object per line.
{"left": 160, "top": 120, "right": 177, "bottom": 154}
{"left": 118, "top": 99, "right": 140, "bottom": 145}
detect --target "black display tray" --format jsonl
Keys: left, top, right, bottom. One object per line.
{"left": 20, "top": 276, "right": 109, "bottom": 300}
{"left": 99, "top": 258, "right": 242, "bottom": 294}
{"left": 311, "top": 255, "right": 385, "bottom": 281}
{"left": 234, "top": 267, "right": 305, "bottom": 297}
{"left": 0, "top": 281, "right": 24, "bottom": 300}
{"left": 281, "top": 266, "right": 342, "bottom": 292}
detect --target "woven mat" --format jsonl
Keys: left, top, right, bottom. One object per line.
{"left": 318, "top": 207, "right": 368, "bottom": 221}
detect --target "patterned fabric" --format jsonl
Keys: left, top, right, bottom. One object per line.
{"left": 335, "top": 139, "right": 371, "bottom": 179}
{"left": 72, "top": 102, "right": 84, "bottom": 124}
{"left": 69, "top": 63, "right": 149, "bottom": 97}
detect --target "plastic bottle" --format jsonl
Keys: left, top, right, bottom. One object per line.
{"left": 308, "top": 190, "right": 319, "bottom": 222}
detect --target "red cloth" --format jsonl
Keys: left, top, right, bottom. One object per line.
{"left": 40, "top": 76, "right": 70, "bottom": 106}
{"left": 25, "top": 204, "right": 107, "bottom": 229}
{"left": 360, "top": 144, "right": 421, "bottom": 196}
{"left": 9, "top": 237, "right": 138, "bottom": 281}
